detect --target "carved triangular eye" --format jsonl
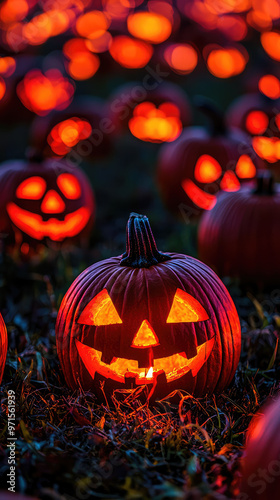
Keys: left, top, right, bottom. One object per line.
{"left": 167, "top": 289, "right": 209, "bottom": 323}
{"left": 78, "top": 289, "right": 122, "bottom": 326}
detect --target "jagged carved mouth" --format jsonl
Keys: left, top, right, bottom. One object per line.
{"left": 75, "top": 336, "right": 215, "bottom": 385}
{"left": 7, "top": 203, "right": 91, "bottom": 241}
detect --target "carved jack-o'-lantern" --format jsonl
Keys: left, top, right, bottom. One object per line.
{"left": 56, "top": 213, "right": 241, "bottom": 402}
{"left": 109, "top": 82, "right": 191, "bottom": 143}
{"left": 0, "top": 156, "right": 95, "bottom": 253}
{"left": 30, "top": 96, "right": 112, "bottom": 162}
{"left": 0, "top": 313, "right": 7, "bottom": 385}
{"left": 227, "top": 75, "right": 280, "bottom": 172}
{"left": 157, "top": 100, "right": 261, "bottom": 217}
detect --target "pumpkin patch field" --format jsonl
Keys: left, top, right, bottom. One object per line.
{"left": 1, "top": 1, "right": 280, "bottom": 499}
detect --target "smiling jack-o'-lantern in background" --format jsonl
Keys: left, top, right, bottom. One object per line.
{"left": 157, "top": 99, "right": 262, "bottom": 217}
{"left": 109, "top": 81, "right": 191, "bottom": 143}
{"left": 56, "top": 213, "right": 241, "bottom": 402}
{"left": 198, "top": 173, "right": 280, "bottom": 287}
{"left": 30, "top": 96, "right": 112, "bottom": 162}
{"left": 0, "top": 313, "right": 7, "bottom": 385}
{"left": 227, "top": 75, "right": 280, "bottom": 177}
{"left": 0, "top": 155, "right": 95, "bottom": 254}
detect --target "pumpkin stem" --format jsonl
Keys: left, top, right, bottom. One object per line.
{"left": 254, "top": 171, "right": 275, "bottom": 195}
{"left": 194, "top": 96, "right": 227, "bottom": 136}
{"left": 120, "top": 213, "right": 171, "bottom": 268}
{"left": 25, "top": 147, "right": 44, "bottom": 163}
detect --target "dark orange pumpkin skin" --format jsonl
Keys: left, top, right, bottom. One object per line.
{"left": 56, "top": 214, "right": 241, "bottom": 403}
{"left": 108, "top": 81, "right": 191, "bottom": 138}
{"left": 157, "top": 101, "right": 261, "bottom": 218}
{"left": 241, "top": 396, "right": 280, "bottom": 500}
{"left": 30, "top": 96, "right": 113, "bottom": 162}
{"left": 0, "top": 157, "right": 95, "bottom": 252}
{"left": 0, "top": 313, "right": 7, "bottom": 385}
{"left": 198, "top": 175, "right": 280, "bottom": 286}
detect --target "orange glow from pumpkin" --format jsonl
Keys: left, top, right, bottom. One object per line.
{"left": 57, "top": 173, "right": 82, "bottom": 199}
{"left": 76, "top": 10, "right": 109, "bottom": 39}
{"left": 75, "top": 335, "right": 215, "bottom": 384}
{"left": 131, "top": 320, "right": 159, "bottom": 348}
{"left": 206, "top": 46, "right": 247, "bottom": 78}
{"left": 235, "top": 155, "right": 257, "bottom": 178}
{"left": 23, "top": 13, "right": 53, "bottom": 45}
{"left": 23, "top": 10, "right": 71, "bottom": 45}
{"left": 127, "top": 11, "right": 172, "bottom": 44}
{"left": 48, "top": 118, "right": 92, "bottom": 156}
{"left": 258, "top": 75, "right": 280, "bottom": 99}
{"left": 245, "top": 111, "right": 269, "bottom": 135}
{"left": 220, "top": 171, "right": 240, "bottom": 191}
{"left": 109, "top": 36, "right": 153, "bottom": 68}
{"left": 167, "top": 289, "right": 209, "bottom": 323}
{"left": 41, "top": 190, "right": 65, "bottom": 214}
{"left": 67, "top": 52, "right": 100, "bottom": 80}
{"left": 247, "top": 9, "right": 272, "bottom": 31}
{"left": 16, "top": 177, "right": 47, "bottom": 200}
{"left": 78, "top": 289, "right": 122, "bottom": 326}
{"left": 164, "top": 44, "right": 198, "bottom": 75}
{"left": 7, "top": 204, "right": 91, "bottom": 241}
{"left": 0, "top": 77, "right": 6, "bottom": 101}
{"left": 217, "top": 15, "right": 247, "bottom": 41}
{"left": 194, "top": 155, "right": 222, "bottom": 183}
{"left": 129, "top": 102, "right": 182, "bottom": 143}
{"left": 252, "top": 136, "right": 280, "bottom": 162}
{"left": 17, "top": 69, "right": 74, "bottom": 116}
{"left": 181, "top": 179, "right": 217, "bottom": 210}
{"left": 85, "top": 32, "right": 112, "bottom": 53}
{"left": 63, "top": 38, "right": 88, "bottom": 58}
{"left": 0, "top": 0, "right": 29, "bottom": 24}
{"left": 0, "top": 57, "right": 16, "bottom": 77}
{"left": 261, "top": 31, "right": 280, "bottom": 61}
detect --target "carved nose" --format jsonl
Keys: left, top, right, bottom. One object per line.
{"left": 220, "top": 171, "right": 240, "bottom": 192}
{"left": 131, "top": 320, "right": 159, "bottom": 348}
{"left": 41, "top": 190, "right": 65, "bottom": 213}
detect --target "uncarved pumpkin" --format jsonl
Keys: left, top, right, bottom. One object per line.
{"left": 0, "top": 313, "right": 7, "bottom": 385}
{"left": 0, "top": 155, "right": 95, "bottom": 253}
{"left": 157, "top": 99, "right": 261, "bottom": 218}
{"left": 198, "top": 173, "right": 280, "bottom": 286}
{"left": 56, "top": 213, "right": 241, "bottom": 402}
{"left": 241, "top": 396, "right": 280, "bottom": 500}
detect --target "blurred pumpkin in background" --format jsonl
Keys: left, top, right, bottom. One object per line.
{"left": 30, "top": 96, "right": 112, "bottom": 162}
{"left": 227, "top": 74, "right": 280, "bottom": 177}
{"left": 109, "top": 81, "right": 191, "bottom": 143}
{"left": 0, "top": 155, "right": 95, "bottom": 256}
{"left": 0, "top": 313, "right": 7, "bottom": 385}
{"left": 157, "top": 98, "right": 261, "bottom": 218}
{"left": 198, "top": 172, "right": 280, "bottom": 287}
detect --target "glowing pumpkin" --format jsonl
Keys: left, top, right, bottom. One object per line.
{"left": 56, "top": 213, "right": 241, "bottom": 402}
{"left": 30, "top": 96, "right": 112, "bottom": 161}
{"left": 0, "top": 156, "right": 95, "bottom": 254}
{"left": 227, "top": 76, "right": 280, "bottom": 174}
{"left": 109, "top": 82, "right": 191, "bottom": 143}
{"left": 157, "top": 99, "right": 261, "bottom": 217}
{"left": 241, "top": 396, "right": 280, "bottom": 500}
{"left": 0, "top": 313, "right": 7, "bottom": 385}
{"left": 198, "top": 173, "right": 280, "bottom": 286}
